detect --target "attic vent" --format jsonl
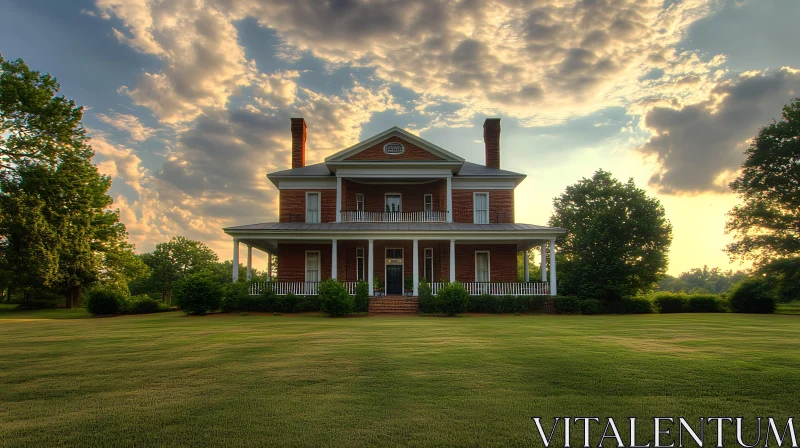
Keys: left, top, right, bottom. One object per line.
{"left": 383, "top": 142, "right": 405, "bottom": 155}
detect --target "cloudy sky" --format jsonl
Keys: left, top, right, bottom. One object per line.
{"left": 2, "top": 0, "right": 798, "bottom": 275}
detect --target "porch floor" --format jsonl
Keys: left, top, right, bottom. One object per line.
{"left": 368, "top": 296, "right": 419, "bottom": 316}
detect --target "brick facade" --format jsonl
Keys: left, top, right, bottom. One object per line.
{"left": 345, "top": 136, "right": 444, "bottom": 161}
{"left": 279, "top": 190, "right": 336, "bottom": 223}
{"left": 277, "top": 241, "right": 517, "bottom": 284}
{"left": 452, "top": 189, "right": 514, "bottom": 223}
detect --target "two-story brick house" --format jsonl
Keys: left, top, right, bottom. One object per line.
{"left": 223, "top": 118, "right": 565, "bottom": 303}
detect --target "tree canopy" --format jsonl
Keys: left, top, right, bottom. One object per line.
{"left": 139, "top": 236, "right": 219, "bottom": 304}
{"left": 0, "top": 55, "right": 89, "bottom": 175}
{"left": 656, "top": 266, "right": 749, "bottom": 294}
{"left": 549, "top": 170, "right": 673, "bottom": 301}
{"left": 726, "top": 98, "right": 800, "bottom": 266}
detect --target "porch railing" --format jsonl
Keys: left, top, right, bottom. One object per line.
{"left": 249, "top": 281, "right": 359, "bottom": 296}
{"left": 431, "top": 282, "right": 550, "bottom": 296}
{"left": 340, "top": 210, "right": 446, "bottom": 223}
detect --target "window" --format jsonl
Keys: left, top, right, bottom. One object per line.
{"left": 473, "top": 192, "right": 489, "bottom": 224}
{"left": 424, "top": 248, "right": 433, "bottom": 282}
{"left": 475, "top": 251, "right": 490, "bottom": 282}
{"left": 424, "top": 194, "right": 433, "bottom": 212}
{"left": 356, "top": 193, "right": 364, "bottom": 212}
{"left": 306, "top": 192, "right": 320, "bottom": 223}
{"left": 385, "top": 194, "right": 401, "bottom": 213}
{"left": 386, "top": 248, "right": 403, "bottom": 259}
{"left": 305, "top": 251, "right": 320, "bottom": 282}
{"left": 356, "top": 247, "right": 365, "bottom": 281}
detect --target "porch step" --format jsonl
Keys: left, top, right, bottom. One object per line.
{"left": 369, "top": 296, "right": 419, "bottom": 316}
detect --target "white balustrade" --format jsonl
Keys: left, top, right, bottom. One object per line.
{"left": 340, "top": 211, "right": 446, "bottom": 223}
{"left": 249, "top": 281, "right": 360, "bottom": 296}
{"left": 430, "top": 282, "right": 549, "bottom": 296}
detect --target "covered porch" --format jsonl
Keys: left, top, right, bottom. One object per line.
{"left": 225, "top": 223, "right": 564, "bottom": 297}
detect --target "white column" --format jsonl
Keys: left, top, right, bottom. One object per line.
{"left": 449, "top": 239, "right": 456, "bottom": 282}
{"left": 412, "top": 239, "right": 419, "bottom": 296}
{"left": 523, "top": 249, "right": 529, "bottom": 283}
{"left": 246, "top": 244, "right": 252, "bottom": 280}
{"left": 446, "top": 177, "right": 453, "bottom": 223}
{"left": 368, "top": 239, "right": 374, "bottom": 295}
{"left": 549, "top": 239, "right": 557, "bottom": 296}
{"left": 331, "top": 239, "right": 338, "bottom": 280}
{"left": 541, "top": 243, "right": 547, "bottom": 283}
{"left": 267, "top": 253, "right": 273, "bottom": 281}
{"left": 232, "top": 239, "right": 239, "bottom": 282}
{"left": 336, "top": 177, "right": 342, "bottom": 223}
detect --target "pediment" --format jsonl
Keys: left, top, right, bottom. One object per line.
{"left": 325, "top": 127, "right": 465, "bottom": 163}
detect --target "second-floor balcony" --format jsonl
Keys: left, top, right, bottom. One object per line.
{"left": 340, "top": 210, "right": 447, "bottom": 223}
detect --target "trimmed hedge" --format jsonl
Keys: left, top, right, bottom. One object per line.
{"left": 579, "top": 299, "right": 602, "bottom": 315}
{"left": 466, "top": 294, "right": 550, "bottom": 314}
{"left": 729, "top": 278, "right": 776, "bottom": 314}
{"left": 652, "top": 293, "right": 688, "bottom": 313}
{"left": 649, "top": 292, "right": 727, "bottom": 313}
{"left": 687, "top": 294, "right": 726, "bottom": 313}
{"left": 620, "top": 297, "right": 654, "bottom": 314}
{"left": 554, "top": 296, "right": 581, "bottom": 314}
{"left": 125, "top": 295, "right": 171, "bottom": 314}
{"left": 220, "top": 287, "right": 321, "bottom": 313}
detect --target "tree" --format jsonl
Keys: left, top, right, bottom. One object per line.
{"left": 726, "top": 98, "right": 800, "bottom": 266}
{"left": 141, "top": 236, "right": 219, "bottom": 304}
{"left": 549, "top": 170, "right": 673, "bottom": 301}
{"left": 0, "top": 154, "right": 129, "bottom": 307}
{"left": 1, "top": 55, "right": 90, "bottom": 175}
{"left": 657, "top": 266, "right": 749, "bottom": 294}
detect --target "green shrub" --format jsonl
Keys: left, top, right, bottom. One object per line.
{"left": 174, "top": 273, "right": 223, "bottom": 315}
{"left": 554, "top": 296, "right": 581, "bottom": 314}
{"left": 318, "top": 279, "right": 353, "bottom": 316}
{"left": 294, "top": 294, "right": 319, "bottom": 312}
{"left": 436, "top": 281, "right": 469, "bottom": 316}
{"left": 498, "top": 295, "right": 524, "bottom": 314}
{"left": 525, "top": 295, "right": 550, "bottom": 313}
{"left": 652, "top": 293, "right": 688, "bottom": 313}
{"left": 619, "top": 297, "right": 654, "bottom": 314}
{"left": 687, "top": 294, "right": 725, "bottom": 313}
{"left": 221, "top": 282, "right": 252, "bottom": 313}
{"left": 126, "top": 295, "right": 171, "bottom": 314}
{"left": 17, "top": 289, "right": 65, "bottom": 309}
{"left": 418, "top": 280, "right": 437, "bottom": 313}
{"left": 86, "top": 287, "right": 126, "bottom": 316}
{"left": 579, "top": 299, "right": 602, "bottom": 315}
{"left": 403, "top": 275, "right": 413, "bottom": 292}
{"left": 729, "top": 278, "right": 776, "bottom": 314}
{"left": 354, "top": 281, "right": 369, "bottom": 312}
{"left": 274, "top": 293, "right": 299, "bottom": 313}
{"left": 469, "top": 294, "right": 498, "bottom": 313}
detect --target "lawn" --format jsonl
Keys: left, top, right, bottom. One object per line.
{"left": 1, "top": 312, "right": 798, "bottom": 447}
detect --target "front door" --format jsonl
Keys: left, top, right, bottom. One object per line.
{"left": 386, "top": 265, "right": 403, "bottom": 295}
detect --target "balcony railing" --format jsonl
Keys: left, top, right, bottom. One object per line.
{"left": 249, "top": 281, "right": 359, "bottom": 296}
{"left": 431, "top": 282, "right": 550, "bottom": 296}
{"left": 340, "top": 210, "right": 446, "bottom": 223}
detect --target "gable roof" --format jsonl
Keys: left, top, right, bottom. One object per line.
{"left": 267, "top": 162, "right": 332, "bottom": 178}
{"left": 325, "top": 127, "right": 465, "bottom": 163}
{"left": 457, "top": 161, "right": 525, "bottom": 178}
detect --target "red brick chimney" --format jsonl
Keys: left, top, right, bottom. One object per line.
{"left": 483, "top": 118, "right": 500, "bottom": 169}
{"left": 291, "top": 118, "right": 306, "bottom": 168}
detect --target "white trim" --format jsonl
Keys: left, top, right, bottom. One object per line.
{"left": 446, "top": 177, "right": 452, "bottom": 223}
{"left": 325, "top": 127, "right": 465, "bottom": 162}
{"left": 549, "top": 239, "right": 557, "bottom": 296}
{"left": 305, "top": 192, "right": 321, "bottom": 223}
{"left": 368, "top": 240, "right": 374, "bottom": 295}
{"left": 334, "top": 167, "right": 454, "bottom": 178}
{"left": 336, "top": 178, "right": 342, "bottom": 223}
{"left": 452, "top": 178, "right": 516, "bottom": 190}
{"left": 384, "top": 192, "right": 402, "bottom": 213}
{"left": 423, "top": 194, "right": 433, "bottom": 212}
{"left": 473, "top": 192, "right": 489, "bottom": 224}
{"left": 449, "top": 239, "right": 456, "bottom": 282}
{"left": 412, "top": 239, "right": 419, "bottom": 296}
{"left": 383, "top": 141, "right": 405, "bottom": 155}
{"left": 305, "top": 250, "right": 321, "bottom": 283}
{"left": 278, "top": 179, "right": 337, "bottom": 189}
{"left": 384, "top": 246, "right": 404, "bottom": 295}
{"left": 424, "top": 247, "right": 434, "bottom": 282}
{"left": 356, "top": 193, "right": 365, "bottom": 212}
{"left": 356, "top": 246, "right": 366, "bottom": 281}
{"left": 475, "top": 250, "right": 491, "bottom": 282}
{"left": 331, "top": 239, "right": 338, "bottom": 280}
